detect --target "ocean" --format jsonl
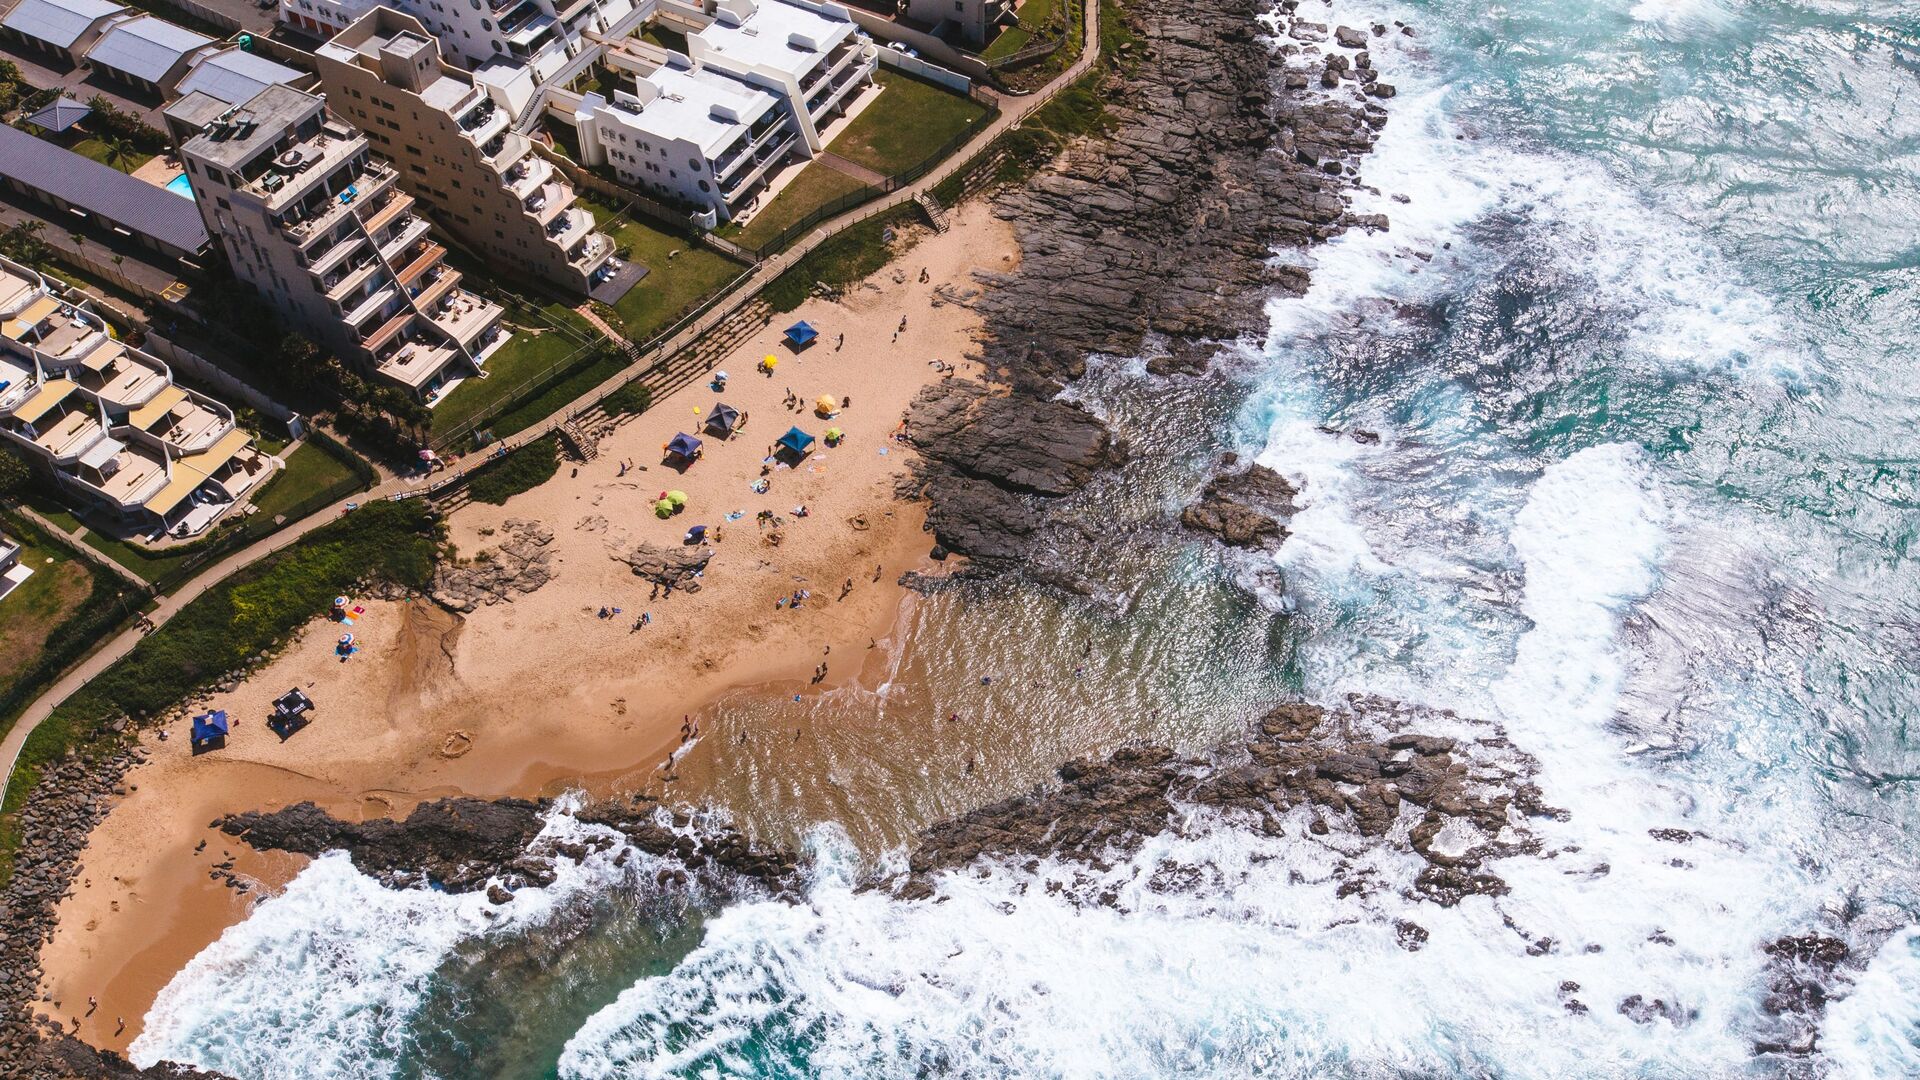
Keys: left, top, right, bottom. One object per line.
{"left": 131, "top": 0, "right": 1920, "bottom": 1075}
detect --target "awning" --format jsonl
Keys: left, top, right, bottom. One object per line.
{"left": 704, "top": 402, "right": 740, "bottom": 433}
{"left": 784, "top": 320, "right": 817, "bottom": 349}
{"left": 776, "top": 426, "right": 814, "bottom": 456}
{"left": 10, "top": 378, "right": 77, "bottom": 424}
{"left": 2, "top": 295, "right": 61, "bottom": 340}
{"left": 127, "top": 384, "right": 186, "bottom": 430}
{"left": 80, "top": 340, "right": 124, "bottom": 372}
{"left": 77, "top": 436, "right": 123, "bottom": 470}
{"left": 665, "top": 432, "right": 702, "bottom": 459}
{"left": 145, "top": 427, "right": 251, "bottom": 515}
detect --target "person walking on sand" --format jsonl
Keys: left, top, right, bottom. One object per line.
{"left": 87, "top": 997, "right": 97, "bottom": 1017}
{"left": 836, "top": 333, "right": 844, "bottom": 350}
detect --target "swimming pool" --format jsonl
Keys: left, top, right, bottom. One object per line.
{"left": 164, "top": 173, "right": 194, "bottom": 200}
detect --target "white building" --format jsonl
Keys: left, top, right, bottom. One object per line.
{"left": 570, "top": 53, "right": 792, "bottom": 225}
{"left": 0, "top": 529, "right": 27, "bottom": 603}
{"left": 0, "top": 257, "right": 277, "bottom": 537}
{"left": 904, "top": 0, "right": 1013, "bottom": 50}
{"left": 281, "top": 0, "right": 636, "bottom": 81}
{"left": 177, "top": 83, "right": 508, "bottom": 401}
{"left": 686, "top": 0, "right": 876, "bottom": 157}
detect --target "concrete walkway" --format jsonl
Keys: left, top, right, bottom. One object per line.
{"left": 1, "top": 1, "right": 1103, "bottom": 794}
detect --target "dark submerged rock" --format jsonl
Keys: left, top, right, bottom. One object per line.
{"left": 1180, "top": 463, "right": 1301, "bottom": 550}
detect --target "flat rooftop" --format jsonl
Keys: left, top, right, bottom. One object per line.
{"left": 317, "top": 27, "right": 476, "bottom": 114}
{"left": 608, "top": 64, "right": 781, "bottom": 157}
{"left": 180, "top": 83, "right": 324, "bottom": 172}
{"left": 694, "top": 0, "right": 857, "bottom": 81}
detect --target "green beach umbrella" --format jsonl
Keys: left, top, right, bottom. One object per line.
{"left": 654, "top": 499, "right": 674, "bottom": 518}
{"left": 666, "top": 490, "right": 688, "bottom": 508}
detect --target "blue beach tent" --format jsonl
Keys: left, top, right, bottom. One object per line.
{"left": 777, "top": 426, "right": 815, "bottom": 456}
{"left": 190, "top": 710, "right": 229, "bottom": 746}
{"left": 784, "top": 320, "right": 818, "bottom": 350}
{"left": 666, "top": 432, "right": 703, "bottom": 459}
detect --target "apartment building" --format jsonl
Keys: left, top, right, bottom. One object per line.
{"left": 281, "top": 0, "right": 635, "bottom": 80}
{"left": 0, "top": 257, "right": 275, "bottom": 537}
{"left": 904, "top": 0, "right": 1013, "bottom": 49}
{"left": 176, "top": 84, "right": 508, "bottom": 401}
{"left": 0, "top": 528, "right": 23, "bottom": 602}
{"left": 686, "top": 0, "right": 876, "bottom": 157}
{"left": 316, "top": 9, "right": 618, "bottom": 297}
{"left": 570, "top": 51, "right": 791, "bottom": 225}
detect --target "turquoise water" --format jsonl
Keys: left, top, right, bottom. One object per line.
{"left": 165, "top": 173, "right": 194, "bottom": 200}
{"left": 131, "top": 0, "right": 1920, "bottom": 1075}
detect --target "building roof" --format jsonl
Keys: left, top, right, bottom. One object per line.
{"left": 85, "top": 14, "right": 213, "bottom": 84}
{"left": 0, "top": 124, "right": 210, "bottom": 254}
{"left": 24, "top": 95, "right": 92, "bottom": 133}
{"left": 0, "top": 0, "right": 125, "bottom": 50}
{"left": 179, "top": 83, "right": 323, "bottom": 172}
{"left": 145, "top": 426, "right": 248, "bottom": 514}
{"left": 607, "top": 63, "right": 781, "bottom": 157}
{"left": 695, "top": 0, "right": 856, "bottom": 81}
{"left": 176, "top": 47, "right": 308, "bottom": 107}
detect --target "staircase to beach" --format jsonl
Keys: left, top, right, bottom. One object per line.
{"left": 914, "top": 192, "right": 950, "bottom": 234}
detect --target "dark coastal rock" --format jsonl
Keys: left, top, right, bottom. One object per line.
{"left": 218, "top": 798, "right": 551, "bottom": 893}
{"left": 614, "top": 542, "right": 711, "bottom": 591}
{"left": 876, "top": 695, "right": 1553, "bottom": 907}
{"left": 432, "top": 518, "right": 555, "bottom": 611}
{"left": 911, "top": 0, "right": 1386, "bottom": 571}
{"left": 1180, "top": 462, "right": 1300, "bottom": 550}
{"left": 1752, "top": 933, "right": 1854, "bottom": 1056}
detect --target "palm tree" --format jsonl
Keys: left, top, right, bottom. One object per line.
{"left": 101, "top": 135, "right": 138, "bottom": 171}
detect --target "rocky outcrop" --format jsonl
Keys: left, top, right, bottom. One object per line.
{"left": 1180, "top": 457, "right": 1300, "bottom": 550}
{"left": 911, "top": 0, "right": 1387, "bottom": 571}
{"left": 879, "top": 695, "right": 1554, "bottom": 906}
{"left": 217, "top": 797, "right": 801, "bottom": 903}
{"left": 1753, "top": 933, "right": 1853, "bottom": 1056}
{"left": 432, "top": 519, "right": 555, "bottom": 612}
{"left": 613, "top": 542, "right": 710, "bottom": 591}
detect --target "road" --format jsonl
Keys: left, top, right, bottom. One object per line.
{"left": 0, "top": 2, "right": 1102, "bottom": 795}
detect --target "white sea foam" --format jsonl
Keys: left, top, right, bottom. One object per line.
{"left": 1824, "top": 926, "right": 1920, "bottom": 1076}
{"left": 131, "top": 803, "right": 639, "bottom": 1078}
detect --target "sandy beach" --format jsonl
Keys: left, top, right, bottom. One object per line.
{"left": 34, "top": 202, "right": 1016, "bottom": 1053}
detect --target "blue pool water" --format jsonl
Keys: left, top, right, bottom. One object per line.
{"left": 164, "top": 173, "right": 194, "bottom": 200}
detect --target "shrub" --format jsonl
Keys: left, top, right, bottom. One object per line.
{"left": 466, "top": 434, "right": 560, "bottom": 505}
{"left": 602, "top": 382, "right": 652, "bottom": 416}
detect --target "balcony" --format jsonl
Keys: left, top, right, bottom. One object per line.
{"left": 506, "top": 156, "right": 554, "bottom": 199}
{"left": 428, "top": 289, "right": 502, "bottom": 346}
{"left": 569, "top": 232, "right": 611, "bottom": 270}
{"left": 149, "top": 399, "right": 232, "bottom": 455}
{"left": 33, "top": 408, "right": 104, "bottom": 462}
{"left": 412, "top": 266, "right": 462, "bottom": 310}
{"left": 306, "top": 233, "right": 368, "bottom": 280}
{"left": 395, "top": 242, "right": 448, "bottom": 290}
{"left": 376, "top": 216, "right": 433, "bottom": 263}
{"left": 346, "top": 286, "right": 401, "bottom": 332}
{"left": 79, "top": 347, "right": 168, "bottom": 410}
{"left": 363, "top": 308, "right": 417, "bottom": 354}
{"left": 377, "top": 336, "right": 461, "bottom": 390}
{"left": 284, "top": 163, "right": 399, "bottom": 249}
{"left": 546, "top": 207, "right": 592, "bottom": 250}
{"left": 359, "top": 190, "right": 416, "bottom": 237}
{"left": 324, "top": 258, "right": 386, "bottom": 304}
{"left": 524, "top": 182, "right": 573, "bottom": 225}
{"left": 459, "top": 100, "right": 511, "bottom": 148}
{"left": 82, "top": 442, "right": 168, "bottom": 509}
{"left": 246, "top": 125, "right": 373, "bottom": 209}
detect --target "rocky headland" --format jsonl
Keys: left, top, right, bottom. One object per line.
{"left": 909, "top": 0, "right": 1390, "bottom": 573}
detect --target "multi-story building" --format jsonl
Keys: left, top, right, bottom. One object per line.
{"left": 177, "top": 83, "right": 508, "bottom": 401}
{"left": 686, "top": 0, "right": 876, "bottom": 158}
{"left": 904, "top": 0, "right": 1013, "bottom": 49}
{"left": 280, "top": 0, "right": 636, "bottom": 80}
{"left": 316, "top": 9, "right": 618, "bottom": 297}
{"left": 568, "top": 50, "right": 791, "bottom": 226}
{"left": 0, "top": 256, "right": 276, "bottom": 537}
{"left": 0, "top": 528, "right": 22, "bottom": 600}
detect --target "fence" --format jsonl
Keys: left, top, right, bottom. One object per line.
{"left": 142, "top": 331, "right": 298, "bottom": 423}
{"left": 877, "top": 47, "right": 974, "bottom": 92}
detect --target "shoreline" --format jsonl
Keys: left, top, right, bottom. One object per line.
{"left": 32, "top": 201, "right": 1018, "bottom": 1057}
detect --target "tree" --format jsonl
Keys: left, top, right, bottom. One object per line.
{"left": 0, "top": 220, "right": 50, "bottom": 267}
{"left": 100, "top": 135, "right": 138, "bottom": 171}
{"left": 0, "top": 447, "right": 31, "bottom": 499}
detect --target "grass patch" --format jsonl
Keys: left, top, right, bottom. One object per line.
{"left": 431, "top": 295, "right": 597, "bottom": 439}
{"left": 59, "top": 136, "right": 154, "bottom": 174}
{"left": 580, "top": 198, "right": 746, "bottom": 342}
{"left": 981, "top": 0, "right": 1057, "bottom": 60}
{"left": 640, "top": 23, "right": 689, "bottom": 52}
{"left": 488, "top": 347, "right": 630, "bottom": 440}
{"left": 467, "top": 434, "right": 561, "bottom": 505}
{"left": 826, "top": 69, "right": 990, "bottom": 178}
{"left": 0, "top": 500, "right": 442, "bottom": 881}
{"left": 729, "top": 164, "right": 869, "bottom": 251}
{"left": 248, "top": 441, "right": 362, "bottom": 523}
{"left": 764, "top": 207, "right": 918, "bottom": 312}
{"left": 0, "top": 527, "right": 96, "bottom": 703}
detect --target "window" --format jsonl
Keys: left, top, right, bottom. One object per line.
{"left": 697, "top": 179, "right": 709, "bottom": 191}
{"left": 688, "top": 157, "right": 699, "bottom": 170}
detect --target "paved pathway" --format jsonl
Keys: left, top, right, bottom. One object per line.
{"left": 0, "top": 2, "right": 1104, "bottom": 793}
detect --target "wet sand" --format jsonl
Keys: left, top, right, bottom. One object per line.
{"left": 35, "top": 204, "right": 1017, "bottom": 1053}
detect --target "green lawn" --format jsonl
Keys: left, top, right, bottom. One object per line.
{"left": 640, "top": 24, "right": 689, "bottom": 52}
{"left": 248, "top": 441, "right": 361, "bottom": 523}
{"left": 487, "top": 348, "right": 629, "bottom": 440}
{"left": 981, "top": 0, "right": 1056, "bottom": 59}
{"left": 728, "top": 164, "right": 869, "bottom": 251}
{"left": 61, "top": 136, "right": 154, "bottom": 174}
{"left": 0, "top": 531, "right": 95, "bottom": 701}
{"left": 580, "top": 198, "right": 746, "bottom": 342}
{"left": 433, "top": 321, "right": 592, "bottom": 438}
{"left": 15, "top": 490, "right": 172, "bottom": 581}
{"left": 825, "top": 69, "right": 990, "bottom": 177}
